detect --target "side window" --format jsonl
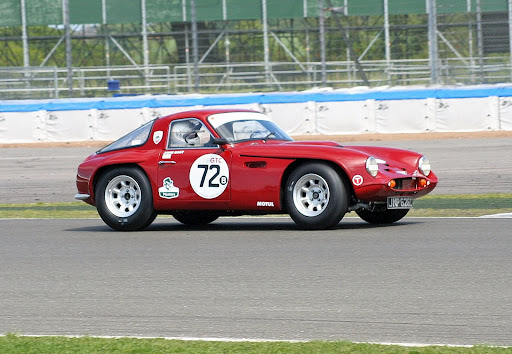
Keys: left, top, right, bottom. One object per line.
{"left": 98, "top": 120, "right": 154, "bottom": 153}
{"left": 168, "top": 119, "right": 214, "bottom": 148}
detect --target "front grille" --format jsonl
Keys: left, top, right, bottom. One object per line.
{"left": 394, "top": 178, "right": 417, "bottom": 190}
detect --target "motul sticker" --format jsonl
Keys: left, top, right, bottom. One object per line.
{"left": 352, "top": 175, "right": 364, "bottom": 186}
{"left": 159, "top": 177, "right": 179, "bottom": 199}
{"left": 257, "top": 201, "right": 274, "bottom": 207}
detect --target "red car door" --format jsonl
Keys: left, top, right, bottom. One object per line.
{"left": 155, "top": 118, "right": 231, "bottom": 210}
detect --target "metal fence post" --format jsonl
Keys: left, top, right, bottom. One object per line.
{"left": 191, "top": 0, "right": 200, "bottom": 92}
{"left": 509, "top": 0, "right": 512, "bottom": 80}
{"left": 20, "top": 0, "right": 31, "bottom": 94}
{"left": 142, "top": 0, "right": 150, "bottom": 91}
{"left": 262, "top": 0, "right": 271, "bottom": 85}
{"left": 384, "top": 0, "right": 391, "bottom": 84}
{"left": 21, "top": 0, "right": 29, "bottom": 69}
{"left": 476, "top": 0, "right": 484, "bottom": 83}
{"left": 102, "top": 0, "right": 111, "bottom": 78}
{"left": 427, "top": 0, "right": 439, "bottom": 84}
{"left": 319, "top": 0, "right": 327, "bottom": 86}
{"left": 63, "top": 0, "right": 73, "bottom": 97}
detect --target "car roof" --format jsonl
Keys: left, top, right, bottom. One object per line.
{"left": 158, "top": 108, "right": 259, "bottom": 123}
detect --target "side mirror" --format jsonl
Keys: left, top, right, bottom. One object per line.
{"left": 212, "top": 137, "right": 228, "bottom": 146}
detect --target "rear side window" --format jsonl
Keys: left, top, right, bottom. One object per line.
{"left": 98, "top": 120, "right": 154, "bottom": 153}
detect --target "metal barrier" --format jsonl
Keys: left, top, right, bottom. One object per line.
{"left": 173, "top": 58, "right": 512, "bottom": 93}
{"left": 0, "top": 65, "right": 172, "bottom": 100}
{"left": 1, "top": 58, "right": 511, "bottom": 100}
{"left": 0, "top": 67, "right": 59, "bottom": 99}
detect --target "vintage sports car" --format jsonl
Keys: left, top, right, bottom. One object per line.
{"left": 75, "top": 109, "right": 437, "bottom": 231}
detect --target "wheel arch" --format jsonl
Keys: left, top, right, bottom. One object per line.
{"left": 280, "top": 158, "right": 355, "bottom": 210}
{"left": 91, "top": 163, "right": 152, "bottom": 203}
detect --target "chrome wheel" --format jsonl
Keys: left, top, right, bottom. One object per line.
{"left": 292, "top": 173, "right": 330, "bottom": 217}
{"left": 104, "top": 175, "right": 141, "bottom": 217}
{"left": 285, "top": 163, "right": 348, "bottom": 229}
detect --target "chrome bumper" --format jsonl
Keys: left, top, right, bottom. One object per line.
{"left": 74, "top": 193, "right": 91, "bottom": 200}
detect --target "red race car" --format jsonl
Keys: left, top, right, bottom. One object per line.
{"left": 75, "top": 109, "right": 437, "bottom": 231}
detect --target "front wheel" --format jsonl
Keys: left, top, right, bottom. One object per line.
{"left": 285, "top": 163, "right": 348, "bottom": 230}
{"left": 95, "top": 167, "right": 157, "bottom": 231}
{"left": 356, "top": 208, "right": 409, "bottom": 224}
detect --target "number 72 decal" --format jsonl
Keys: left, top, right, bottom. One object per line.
{"left": 190, "top": 154, "right": 229, "bottom": 199}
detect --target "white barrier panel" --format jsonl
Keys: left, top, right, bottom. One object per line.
{"left": 433, "top": 97, "right": 499, "bottom": 132}
{"left": 314, "top": 101, "right": 370, "bottom": 135}
{"left": 1, "top": 86, "right": 512, "bottom": 143}
{"left": 36, "top": 110, "right": 92, "bottom": 142}
{"left": 89, "top": 109, "right": 148, "bottom": 141}
{"left": 263, "top": 103, "right": 313, "bottom": 135}
{"left": 0, "top": 112, "right": 36, "bottom": 143}
{"left": 374, "top": 99, "right": 430, "bottom": 134}
{"left": 499, "top": 97, "right": 512, "bottom": 130}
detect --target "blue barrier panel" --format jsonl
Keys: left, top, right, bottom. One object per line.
{"left": 2, "top": 85, "right": 512, "bottom": 113}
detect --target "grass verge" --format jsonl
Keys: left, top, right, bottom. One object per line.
{"left": 0, "top": 334, "right": 509, "bottom": 353}
{"left": 409, "top": 193, "right": 512, "bottom": 217}
{"left": 0, "top": 194, "right": 510, "bottom": 219}
{"left": 0, "top": 202, "right": 98, "bottom": 219}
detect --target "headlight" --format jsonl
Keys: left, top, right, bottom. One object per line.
{"left": 418, "top": 156, "right": 431, "bottom": 176}
{"left": 365, "top": 156, "right": 379, "bottom": 177}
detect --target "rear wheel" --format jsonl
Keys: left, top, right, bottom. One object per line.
{"left": 285, "top": 163, "right": 348, "bottom": 230}
{"left": 173, "top": 212, "right": 219, "bottom": 225}
{"left": 96, "top": 167, "right": 157, "bottom": 231}
{"left": 356, "top": 208, "right": 409, "bottom": 224}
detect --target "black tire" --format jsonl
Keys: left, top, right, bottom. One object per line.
{"left": 173, "top": 212, "right": 219, "bottom": 225}
{"left": 285, "top": 162, "right": 348, "bottom": 230}
{"left": 356, "top": 208, "right": 409, "bottom": 224}
{"left": 95, "top": 167, "right": 157, "bottom": 231}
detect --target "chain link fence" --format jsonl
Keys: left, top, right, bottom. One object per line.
{"left": 1, "top": 0, "right": 512, "bottom": 98}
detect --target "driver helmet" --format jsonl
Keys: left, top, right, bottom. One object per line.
{"left": 171, "top": 120, "right": 202, "bottom": 146}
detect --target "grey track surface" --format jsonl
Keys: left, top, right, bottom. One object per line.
{"left": 0, "top": 147, "right": 96, "bottom": 204}
{"left": 1, "top": 137, "right": 511, "bottom": 346}
{"left": 1, "top": 137, "right": 512, "bottom": 203}
{"left": 1, "top": 217, "right": 511, "bottom": 345}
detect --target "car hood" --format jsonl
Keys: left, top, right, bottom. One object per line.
{"left": 234, "top": 140, "right": 422, "bottom": 165}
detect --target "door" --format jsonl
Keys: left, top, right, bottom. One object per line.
{"left": 155, "top": 118, "right": 231, "bottom": 210}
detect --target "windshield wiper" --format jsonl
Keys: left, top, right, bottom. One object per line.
{"left": 263, "top": 131, "right": 276, "bottom": 142}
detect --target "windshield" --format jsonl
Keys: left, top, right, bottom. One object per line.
{"left": 97, "top": 120, "right": 154, "bottom": 153}
{"left": 208, "top": 111, "right": 292, "bottom": 143}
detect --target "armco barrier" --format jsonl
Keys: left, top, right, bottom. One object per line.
{"left": 1, "top": 85, "right": 512, "bottom": 143}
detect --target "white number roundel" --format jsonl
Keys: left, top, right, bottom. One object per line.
{"left": 189, "top": 154, "right": 229, "bottom": 199}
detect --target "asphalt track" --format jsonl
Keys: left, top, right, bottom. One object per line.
{"left": 0, "top": 136, "right": 512, "bottom": 346}
{"left": 0, "top": 217, "right": 511, "bottom": 346}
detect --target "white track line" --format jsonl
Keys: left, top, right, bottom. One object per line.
{"left": 479, "top": 213, "right": 512, "bottom": 218}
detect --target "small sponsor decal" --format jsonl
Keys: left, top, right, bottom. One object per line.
{"left": 352, "top": 175, "right": 364, "bottom": 186}
{"left": 159, "top": 177, "right": 179, "bottom": 199}
{"left": 153, "top": 131, "right": 163, "bottom": 145}
{"left": 257, "top": 201, "right": 274, "bottom": 207}
{"left": 163, "top": 150, "right": 184, "bottom": 159}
